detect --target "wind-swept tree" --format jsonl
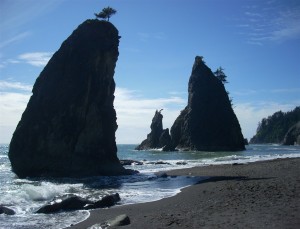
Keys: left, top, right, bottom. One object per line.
{"left": 95, "top": 7, "right": 117, "bottom": 21}
{"left": 214, "top": 67, "right": 228, "bottom": 84}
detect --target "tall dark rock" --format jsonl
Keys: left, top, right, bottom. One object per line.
{"left": 8, "top": 20, "right": 129, "bottom": 178}
{"left": 135, "top": 110, "right": 173, "bottom": 151}
{"left": 170, "top": 56, "right": 245, "bottom": 151}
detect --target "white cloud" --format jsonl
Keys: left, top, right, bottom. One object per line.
{"left": 0, "top": 80, "right": 32, "bottom": 92}
{"left": 0, "top": 91, "right": 31, "bottom": 143}
{"left": 18, "top": 52, "right": 53, "bottom": 67}
{"left": 0, "top": 52, "right": 52, "bottom": 68}
{"left": 114, "top": 87, "right": 185, "bottom": 143}
{"left": 0, "top": 81, "right": 32, "bottom": 143}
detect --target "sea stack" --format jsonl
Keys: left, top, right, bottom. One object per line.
{"left": 8, "top": 20, "right": 129, "bottom": 178}
{"left": 135, "top": 110, "right": 174, "bottom": 151}
{"left": 170, "top": 56, "right": 245, "bottom": 151}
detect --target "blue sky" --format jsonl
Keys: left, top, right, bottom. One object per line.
{"left": 0, "top": 0, "right": 299, "bottom": 144}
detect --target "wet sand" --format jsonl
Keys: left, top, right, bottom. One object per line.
{"left": 68, "top": 158, "right": 300, "bottom": 228}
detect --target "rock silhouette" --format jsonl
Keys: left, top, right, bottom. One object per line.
{"left": 8, "top": 20, "right": 129, "bottom": 178}
{"left": 135, "top": 110, "right": 174, "bottom": 151}
{"left": 170, "top": 56, "right": 245, "bottom": 151}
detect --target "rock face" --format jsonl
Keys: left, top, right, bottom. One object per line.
{"left": 283, "top": 121, "right": 300, "bottom": 145}
{"left": 170, "top": 56, "right": 245, "bottom": 151}
{"left": 8, "top": 20, "right": 128, "bottom": 178}
{"left": 135, "top": 110, "right": 173, "bottom": 151}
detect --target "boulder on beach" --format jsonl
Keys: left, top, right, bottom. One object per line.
{"left": 0, "top": 205, "right": 15, "bottom": 215}
{"left": 8, "top": 20, "right": 130, "bottom": 178}
{"left": 36, "top": 193, "right": 121, "bottom": 214}
{"left": 170, "top": 56, "right": 245, "bottom": 151}
{"left": 36, "top": 196, "right": 92, "bottom": 214}
{"left": 135, "top": 110, "right": 174, "bottom": 151}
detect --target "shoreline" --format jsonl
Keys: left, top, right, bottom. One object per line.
{"left": 67, "top": 157, "right": 300, "bottom": 228}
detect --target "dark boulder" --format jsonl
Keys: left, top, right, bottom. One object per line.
{"left": 0, "top": 206, "right": 15, "bottom": 215}
{"left": 146, "top": 161, "right": 171, "bottom": 165}
{"left": 36, "top": 193, "right": 121, "bottom": 214}
{"left": 135, "top": 110, "right": 174, "bottom": 151}
{"left": 176, "top": 161, "right": 188, "bottom": 165}
{"left": 170, "top": 56, "right": 245, "bottom": 151}
{"left": 88, "top": 193, "right": 121, "bottom": 209}
{"left": 8, "top": 20, "right": 128, "bottom": 178}
{"left": 120, "top": 159, "right": 144, "bottom": 166}
{"left": 36, "top": 195, "right": 92, "bottom": 214}
{"left": 156, "top": 172, "right": 168, "bottom": 178}
{"left": 283, "top": 121, "right": 300, "bottom": 145}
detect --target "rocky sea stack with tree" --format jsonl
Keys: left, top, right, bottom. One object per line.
{"left": 136, "top": 56, "right": 245, "bottom": 151}
{"left": 8, "top": 19, "right": 131, "bottom": 178}
{"left": 170, "top": 56, "right": 245, "bottom": 151}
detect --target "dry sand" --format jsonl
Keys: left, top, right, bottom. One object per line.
{"left": 68, "top": 158, "right": 300, "bottom": 229}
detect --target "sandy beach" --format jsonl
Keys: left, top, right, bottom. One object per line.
{"left": 68, "top": 158, "right": 300, "bottom": 229}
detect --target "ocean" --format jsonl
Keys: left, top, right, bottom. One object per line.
{"left": 1, "top": 144, "right": 299, "bottom": 229}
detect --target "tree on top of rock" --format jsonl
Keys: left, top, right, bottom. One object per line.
{"left": 95, "top": 7, "right": 117, "bottom": 21}
{"left": 214, "top": 67, "right": 228, "bottom": 84}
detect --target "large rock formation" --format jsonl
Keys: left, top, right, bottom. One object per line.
{"left": 170, "top": 56, "right": 245, "bottom": 151}
{"left": 8, "top": 20, "right": 130, "bottom": 178}
{"left": 135, "top": 110, "right": 173, "bottom": 151}
{"left": 282, "top": 121, "right": 300, "bottom": 145}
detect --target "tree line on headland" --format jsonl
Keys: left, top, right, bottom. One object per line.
{"left": 250, "top": 106, "right": 300, "bottom": 145}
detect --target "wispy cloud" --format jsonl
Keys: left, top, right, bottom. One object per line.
{"left": 0, "top": 52, "right": 53, "bottom": 68}
{"left": 0, "top": 31, "right": 31, "bottom": 49}
{"left": 270, "top": 88, "right": 300, "bottom": 93}
{"left": 0, "top": 0, "right": 62, "bottom": 35}
{"left": 237, "top": 0, "right": 300, "bottom": 45}
{"left": 0, "top": 80, "right": 32, "bottom": 92}
{"left": 18, "top": 52, "right": 53, "bottom": 67}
